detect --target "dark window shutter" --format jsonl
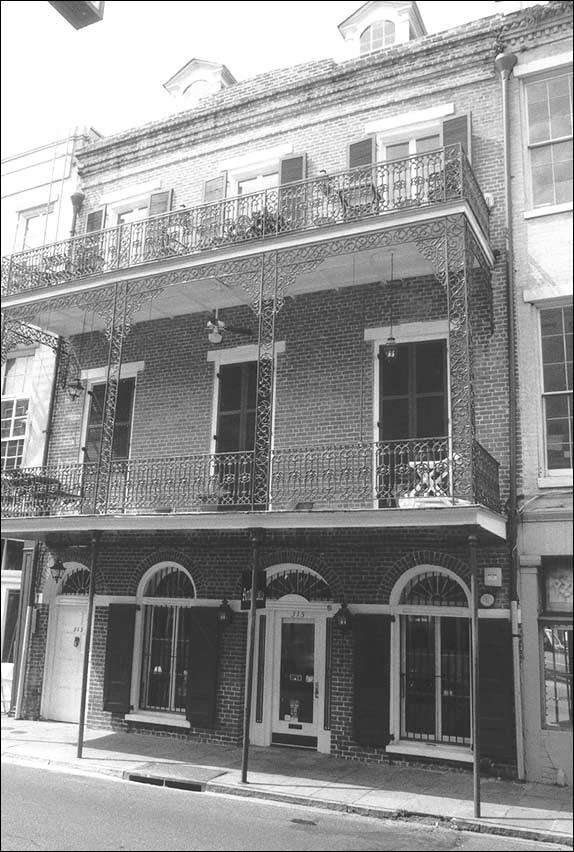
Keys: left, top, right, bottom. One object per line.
{"left": 353, "top": 614, "right": 391, "bottom": 746}
{"left": 443, "top": 114, "right": 472, "bottom": 162}
{"left": 279, "top": 153, "right": 307, "bottom": 185}
{"left": 186, "top": 607, "right": 219, "bottom": 727}
{"left": 86, "top": 208, "right": 106, "bottom": 233}
{"left": 148, "top": 189, "right": 173, "bottom": 217}
{"left": 103, "top": 604, "right": 137, "bottom": 714}
{"left": 479, "top": 619, "right": 515, "bottom": 764}
{"left": 204, "top": 174, "right": 227, "bottom": 203}
{"left": 348, "top": 137, "right": 375, "bottom": 170}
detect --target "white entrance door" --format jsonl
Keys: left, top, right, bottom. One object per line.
{"left": 44, "top": 600, "right": 88, "bottom": 722}
{"left": 271, "top": 608, "right": 325, "bottom": 747}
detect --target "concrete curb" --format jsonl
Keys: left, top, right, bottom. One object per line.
{"left": 3, "top": 750, "right": 573, "bottom": 848}
{"left": 204, "top": 778, "right": 574, "bottom": 847}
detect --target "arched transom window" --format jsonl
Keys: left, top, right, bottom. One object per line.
{"left": 360, "top": 20, "right": 395, "bottom": 55}
{"left": 400, "top": 570, "right": 468, "bottom": 607}
{"left": 266, "top": 565, "right": 332, "bottom": 601}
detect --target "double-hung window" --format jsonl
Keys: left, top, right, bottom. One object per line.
{"left": 540, "top": 305, "right": 573, "bottom": 473}
{"left": 1, "top": 355, "right": 33, "bottom": 471}
{"left": 525, "top": 71, "right": 573, "bottom": 208}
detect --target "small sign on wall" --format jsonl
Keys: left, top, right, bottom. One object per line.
{"left": 484, "top": 566, "right": 502, "bottom": 587}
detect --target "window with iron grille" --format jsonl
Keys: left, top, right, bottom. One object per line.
{"left": 525, "top": 71, "right": 573, "bottom": 208}
{"left": 540, "top": 558, "right": 572, "bottom": 730}
{"left": 139, "top": 565, "right": 195, "bottom": 714}
{"left": 539, "top": 305, "right": 573, "bottom": 472}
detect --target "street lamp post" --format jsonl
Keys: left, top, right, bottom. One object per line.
{"left": 77, "top": 531, "right": 100, "bottom": 759}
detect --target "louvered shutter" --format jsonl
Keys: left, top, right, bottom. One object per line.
{"left": 186, "top": 608, "right": 219, "bottom": 727}
{"left": 103, "top": 604, "right": 137, "bottom": 714}
{"left": 86, "top": 208, "right": 105, "bottom": 232}
{"left": 279, "top": 153, "right": 307, "bottom": 185}
{"left": 203, "top": 174, "right": 227, "bottom": 203}
{"left": 443, "top": 114, "right": 472, "bottom": 162}
{"left": 348, "top": 137, "right": 375, "bottom": 170}
{"left": 353, "top": 614, "right": 391, "bottom": 746}
{"left": 148, "top": 189, "right": 173, "bottom": 217}
{"left": 479, "top": 619, "right": 515, "bottom": 764}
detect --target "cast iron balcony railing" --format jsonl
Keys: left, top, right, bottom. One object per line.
{"left": 1, "top": 145, "right": 489, "bottom": 296}
{"left": 1, "top": 437, "right": 500, "bottom": 519}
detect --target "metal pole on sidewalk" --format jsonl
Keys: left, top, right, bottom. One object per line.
{"left": 77, "top": 531, "right": 100, "bottom": 759}
{"left": 241, "top": 528, "right": 263, "bottom": 783}
{"left": 469, "top": 533, "right": 481, "bottom": 818}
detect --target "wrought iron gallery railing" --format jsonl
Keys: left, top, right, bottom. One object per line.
{"left": 1, "top": 438, "right": 500, "bottom": 519}
{"left": 1, "top": 145, "right": 489, "bottom": 296}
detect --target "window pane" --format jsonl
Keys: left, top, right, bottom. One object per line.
{"left": 542, "top": 334, "right": 566, "bottom": 365}
{"left": 381, "top": 345, "right": 409, "bottom": 396}
{"left": 541, "top": 307, "right": 564, "bottom": 336}
{"left": 417, "top": 396, "right": 446, "bottom": 438}
{"left": 543, "top": 363, "right": 567, "bottom": 392}
{"left": 415, "top": 135, "right": 440, "bottom": 154}
{"left": 543, "top": 627, "right": 572, "bottom": 728}
{"left": 416, "top": 341, "right": 444, "bottom": 393}
{"left": 382, "top": 399, "right": 409, "bottom": 439}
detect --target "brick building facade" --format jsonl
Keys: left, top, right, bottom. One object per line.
{"left": 2, "top": 1, "right": 572, "bottom": 781}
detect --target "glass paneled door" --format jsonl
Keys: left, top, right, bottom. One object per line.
{"left": 401, "top": 615, "right": 470, "bottom": 744}
{"left": 272, "top": 614, "right": 319, "bottom": 747}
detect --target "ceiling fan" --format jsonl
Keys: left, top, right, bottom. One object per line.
{"left": 206, "top": 309, "right": 253, "bottom": 344}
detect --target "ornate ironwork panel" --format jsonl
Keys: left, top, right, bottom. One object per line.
{"left": 1, "top": 145, "right": 489, "bottom": 297}
{"left": 91, "top": 281, "right": 130, "bottom": 513}
{"left": 2, "top": 438, "right": 499, "bottom": 519}
{"left": 445, "top": 216, "right": 474, "bottom": 501}
{"left": 266, "top": 568, "right": 332, "bottom": 601}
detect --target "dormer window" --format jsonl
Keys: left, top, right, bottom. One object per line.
{"left": 360, "top": 20, "right": 395, "bottom": 55}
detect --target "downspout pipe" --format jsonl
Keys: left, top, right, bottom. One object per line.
{"left": 495, "top": 49, "right": 525, "bottom": 781}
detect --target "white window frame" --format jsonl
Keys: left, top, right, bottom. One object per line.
{"left": 78, "top": 362, "right": 144, "bottom": 464}
{"left": 129, "top": 562, "right": 197, "bottom": 725}
{"left": 360, "top": 20, "right": 396, "bottom": 56}
{"left": 1, "top": 353, "right": 35, "bottom": 471}
{"left": 537, "top": 303, "right": 573, "bottom": 481}
{"left": 17, "top": 202, "right": 57, "bottom": 251}
{"left": 387, "top": 565, "right": 473, "bottom": 760}
{"left": 520, "top": 63, "right": 573, "bottom": 214}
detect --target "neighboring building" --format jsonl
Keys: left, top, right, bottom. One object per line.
{"left": 1, "top": 1, "right": 571, "bottom": 780}
{"left": 501, "top": 6, "right": 573, "bottom": 785}
{"left": 1, "top": 129, "right": 96, "bottom": 712}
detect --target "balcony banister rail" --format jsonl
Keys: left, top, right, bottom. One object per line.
{"left": 1, "top": 437, "right": 500, "bottom": 518}
{"left": 1, "top": 145, "right": 489, "bottom": 297}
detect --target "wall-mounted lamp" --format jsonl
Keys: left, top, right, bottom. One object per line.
{"left": 49, "top": 559, "right": 66, "bottom": 583}
{"left": 333, "top": 600, "right": 353, "bottom": 631}
{"left": 218, "top": 598, "right": 233, "bottom": 625}
{"left": 67, "top": 378, "right": 85, "bottom": 401}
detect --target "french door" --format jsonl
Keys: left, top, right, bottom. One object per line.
{"left": 401, "top": 614, "right": 470, "bottom": 744}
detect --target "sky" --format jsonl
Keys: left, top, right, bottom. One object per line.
{"left": 1, "top": 0, "right": 548, "bottom": 156}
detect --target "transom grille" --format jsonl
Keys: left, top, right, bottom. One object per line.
{"left": 400, "top": 571, "right": 467, "bottom": 607}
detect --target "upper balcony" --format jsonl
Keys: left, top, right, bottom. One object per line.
{"left": 1, "top": 145, "right": 490, "bottom": 299}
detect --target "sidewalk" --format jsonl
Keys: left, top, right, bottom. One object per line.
{"left": 2, "top": 715, "right": 572, "bottom": 848}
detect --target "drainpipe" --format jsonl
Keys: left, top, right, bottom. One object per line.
{"left": 14, "top": 340, "right": 62, "bottom": 719}
{"left": 495, "top": 49, "right": 525, "bottom": 781}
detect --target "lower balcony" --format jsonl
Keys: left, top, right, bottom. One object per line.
{"left": 1, "top": 437, "right": 500, "bottom": 521}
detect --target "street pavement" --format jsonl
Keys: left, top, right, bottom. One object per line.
{"left": 1, "top": 715, "right": 572, "bottom": 847}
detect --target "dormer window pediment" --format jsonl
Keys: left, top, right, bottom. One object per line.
{"left": 339, "top": 1, "right": 426, "bottom": 58}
